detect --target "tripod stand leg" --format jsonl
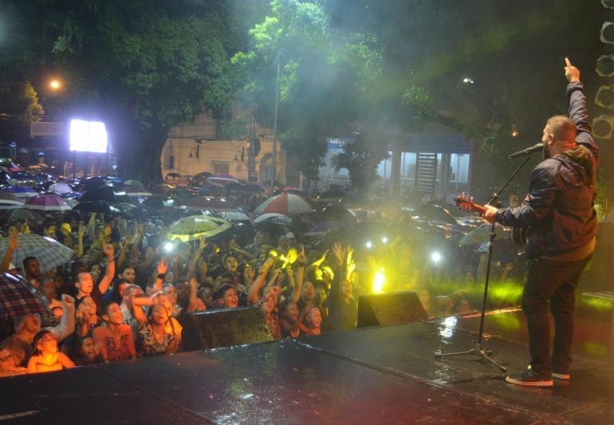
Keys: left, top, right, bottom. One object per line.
{"left": 475, "top": 344, "right": 507, "bottom": 372}
{"left": 434, "top": 344, "right": 507, "bottom": 372}
{"left": 434, "top": 347, "right": 475, "bottom": 359}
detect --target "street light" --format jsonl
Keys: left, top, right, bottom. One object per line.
{"left": 49, "top": 79, "right": 61, "bottom": 90}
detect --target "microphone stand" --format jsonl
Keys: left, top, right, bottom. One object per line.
{"left": 434, "top": 154, "right": 534, "bottom": 372}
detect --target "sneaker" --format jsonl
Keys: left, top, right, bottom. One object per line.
{"left": 505, "top": 369, "right": 553, "bottom": 387}
{"left": 552, "top": 372, "right": 570, "bottom": 380}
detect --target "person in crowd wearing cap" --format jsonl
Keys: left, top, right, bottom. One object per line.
{"left": 57, "top": 222, "right": 74, "bottom": 249}
{"left": 277, "top": 235, "right": 289, "bottom": 253}
{"left": 0, "top": 347, "right": 27, "bottom": 377}
{"left": 0, "top": 294, "right": 75, "bottom": 367}
{"left": 27, "top": 329, "right": 75, "bottom": 373}
{"left": 285, "top": 232, "right": 297, "bottom": 248}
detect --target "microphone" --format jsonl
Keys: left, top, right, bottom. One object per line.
{"left": 508, "top": 142, "right": 544, "bottom": 159}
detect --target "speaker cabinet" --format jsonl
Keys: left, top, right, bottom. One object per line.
{"left": 357, "top": 291, "right": 427, "bottom": 328}
{"left": 180, "top": 306, "right": 274, "bottom": 350}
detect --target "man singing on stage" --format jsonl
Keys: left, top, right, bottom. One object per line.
{"left": 484, "top": 58, "right": 599, "bottom": 387}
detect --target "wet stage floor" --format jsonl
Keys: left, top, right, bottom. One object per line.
{"left": 1, "top": 303, "right": 613, "bottom": 425}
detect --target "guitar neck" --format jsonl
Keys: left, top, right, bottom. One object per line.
{"left": 471, "top": 204, "right": 487, "bottom": 215}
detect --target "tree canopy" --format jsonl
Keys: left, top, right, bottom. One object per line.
{"left": 1, "top": 0, "right": 263, "bottom": 182}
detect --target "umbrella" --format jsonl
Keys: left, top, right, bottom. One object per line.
{"left": 74, "top": 201, "right": 121, "bottom": 215}
{"left": 123, "top": 186, "right": 153, "bottom": 203}
{"left": 321, "top": 204, "right": 357, "bottom": 222}
{"left": 254, "top": 193, "right": 315, "bottom": 215}
{"left": 215, "top": 211, "right": 251, "bottom": 222}
{"left": 316, "top": 188, "right": 347, "bottom": 203}
{"left": 207, "top": 175, "right": 239, "bottom": 186}
{"left": 185, "top": 196, "right": 236, "bottom": 212}
{"left": 24, "top": 194, "right": 71, "bottom": 211}
{"left": 253, "top": 213, "right": 293, "bottom": 225}
{"left": 81, "top": 176, "right": 107, "bottom": 191}
{"left": 224, "top": 182, "right": 245, "bottom": 193}
{"left": 0, "top": 192, "right": 24, "bottom": 210}
{"left": 0, "top": 233, "right": 75, "bottom": 273}
{"left": 198, "top": 184, "right": 223, "bottom": 196}
{"left": 304, "top": 220, "right": 346, "bottom": 237}
{"left": 0, "top": 273, "right": 48, "bottom": 320}
{"left": 124, "top": 179, "right": 145, "bottom": 187}
{"left": 80, "top": 186, "right": 118, "bottom": 203}
{"left": 244, "top": 184, "right": 264, "bottom": 193}
{"left": 2, "top": 186, "right": 39, "bottom": 198}
{"left": 49, "top": 182, "right": 73, "bottom": 194}
{"left": 141, "top": 196, "right": 177, "bottom": 210}
{"left": 167, "top": 215, "right": 232, "bottom": 242}
{"left": 8, "top": 208, "right": 43, "bottom": 222}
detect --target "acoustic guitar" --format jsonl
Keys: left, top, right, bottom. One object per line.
{"left": 454, "top": 194, "right": 527, "bottom": 246}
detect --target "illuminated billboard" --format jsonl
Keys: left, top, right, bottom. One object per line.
{"left": 69, "top": 119, "right": 108, "bottom": 153}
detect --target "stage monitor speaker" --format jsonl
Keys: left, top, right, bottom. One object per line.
{"left": 357, "top": 291, "right": 427, "bottom": 328}
{"left": 180, "top": 306, "right": 274, "bottom": 350}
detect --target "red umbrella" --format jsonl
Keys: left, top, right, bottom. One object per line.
{"left": 25, "top": 194, "right": 71, "bottom": 211}
{"left": 254, "top": 193, "right": 315, "bottom": 215}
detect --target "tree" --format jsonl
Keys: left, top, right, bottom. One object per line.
{"left": 330, "top": 128, "right": 390, "bottom": 197}
{"left": 232, "top": 0, "right": 386, "bottom": 188}
{"left": 0, "top": 0, "right": 262, "bottom": 182}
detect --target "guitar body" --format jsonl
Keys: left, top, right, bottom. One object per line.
{"left": 455, "top": 194, "right": 528, "bottom": 247}
{"left": 511, "top": 226, "right": 527, "bottom": 247}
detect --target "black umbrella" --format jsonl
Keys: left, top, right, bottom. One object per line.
{"left": 74, "top": 201, "right": 121, "bottom": 215}
{"left": 80, "top": 186, "right": 117, "bottom": 203}
{"left": 82, "top": 176, "right": 107, "bottom": 191}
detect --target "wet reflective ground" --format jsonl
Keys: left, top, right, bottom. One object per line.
{"left": 0, "top": 300, "right": 612, "bottom": 424}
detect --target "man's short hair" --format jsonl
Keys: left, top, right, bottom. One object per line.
{"left": 547, "top": 115, "right": 577, "bottom": 142}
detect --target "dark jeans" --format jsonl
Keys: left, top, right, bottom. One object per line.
{"left": 521, "top": 254, "right": 592, "bottom": 377}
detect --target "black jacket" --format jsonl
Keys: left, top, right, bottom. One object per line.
{"left": 496, "top": 81, "right": 599, "bottom": 260}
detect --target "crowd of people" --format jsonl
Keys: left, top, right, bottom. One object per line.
{"left": 0, "top": 189, "right": 526, "bottom": 378}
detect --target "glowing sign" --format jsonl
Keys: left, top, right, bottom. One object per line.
{"left": 69, "top": 119, "right": 108, "bottom": 153}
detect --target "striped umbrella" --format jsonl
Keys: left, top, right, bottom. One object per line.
{"left": 25, "top": 194, "right": 72, "bottom": 211}
{"left": 1, "top": 186, "right": 39, "bottom": 198}
{"left": 0, "top": 234, "right": 74, "bottom": 273}
{"left": 0, "top": 273, "right": 48, "bottom": 319}
{"left": 254, "top": 193, "right": 315, "bottom": 215}
{"left": 0, "top": 192, "right": 25, "bottom": 210}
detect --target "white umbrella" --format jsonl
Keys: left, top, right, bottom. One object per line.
{"left": 49, "top": 183, "right": 73, "bottom": 194}
{"left": 167, "top": 215, "right": 232, "bottom": 242}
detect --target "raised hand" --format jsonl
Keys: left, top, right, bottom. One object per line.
{"left": 332, "top": 242, "right": 344, "bottom": 265}
{"left": 9, "top": 231, "right": 19, "bottom": 251}
{"left": 157, "top": 258, "right": 169, "bottom": 275}
{"left": 564, "top": 57, "right": 580, "bottom": 83}
{"left": 103, "top": 243, "right": 115, "bottom": 259}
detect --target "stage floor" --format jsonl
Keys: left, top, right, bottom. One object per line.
{"left": 1, "top": 305, "right": 613, "bottom": 425}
